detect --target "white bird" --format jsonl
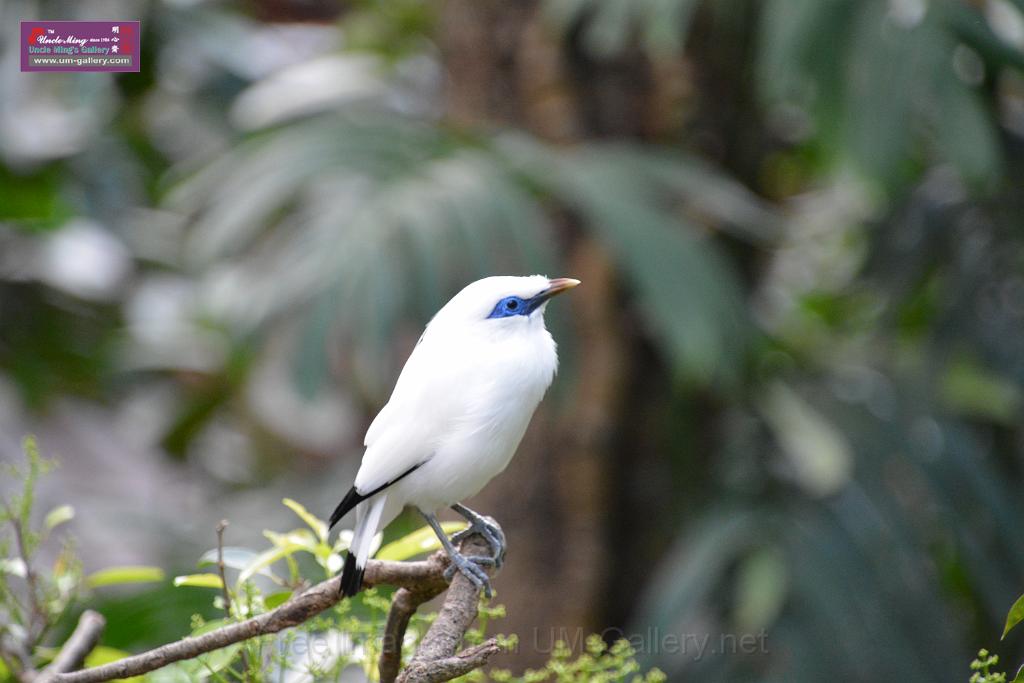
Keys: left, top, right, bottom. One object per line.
{"left": 328, "top": 275, "right": 579, "bottom": 597}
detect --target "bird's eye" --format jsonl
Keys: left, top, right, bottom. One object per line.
{"left": 506, "top": 299, "right": 519, "bottom": 310}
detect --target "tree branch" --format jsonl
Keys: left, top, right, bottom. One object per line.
{"left": 381, "top": 530, "right": 502, "bottom": 683}
{"left": 51, "top": 528, "right": 503, "bottom": 683}
{"left": 399, "top": 640, "right": 503, "bottom": 683}
{"left": 35, "top": 610, "right": 106, "bottom": 683}
{"left": 379, "top": 586, "right": 445, "bottom": 683}
{"left": 397, "top": 532, "right": 502, "bottom": 683}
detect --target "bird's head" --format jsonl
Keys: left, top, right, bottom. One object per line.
{"left": 429, "top": 275, "right": 580, "bottom": 335}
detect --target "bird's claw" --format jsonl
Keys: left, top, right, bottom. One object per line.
{"left": 443, "top": 553, "right": 495, "bottom": 598}
{"left": 451, "top": 517, "right": 506, "bottom": 568}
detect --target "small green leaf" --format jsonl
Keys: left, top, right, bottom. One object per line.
{"left": 733, "top": 547, "right": 788, "bottom": 632}
{"left": 943, "top": 358, "right": 1022, "bottom": 424}
{"left": 198, "top": 546, "right": 259, "bottom": 571}
{"left": 195, "top": 643, "right": 242, "bottom": 674}
{"left": 144, "top": 621, "right": 241, "bottom": 680}
{"left": 146, "top": 663, "right": 194, "bottom": 683}
{"left": 377, "top": 522, "right": 467, "bottom": 561}
{"left": 44, "top": 505, "right": 75, "bottom": 530}
{"left": 1013, "top": 663, "right": 1024, "bottom": 683}
{"left": 186, "top": 619, "right": 243, "bottom": 673}
{"left": 283, "top": 498, "right": 328, "bottom": 542}
{"left": 238, "top": 544, "right": 294, "bottom": 584}
{"left": 84, "top": 646, "right": 144, "bottom": 683}
{"left": 173, "top": 573, "right": 224, "bottom": 589}
{"left": 265, "top": 591, "right": 292, "bottom": 608}
{"left": 192, "top": 618, "right": 227, "bottom": 635}
{"left": 264, "top": 528, "right": 318, "bottom": 552}
{"left": 190, "top": 618, "right": 243, "bottom": 671}
{"left": 86, "top": 566, "right": 165, "bottom": 589}
{"left": 1002, "top": 593, "right": 1024, "bottom": 639}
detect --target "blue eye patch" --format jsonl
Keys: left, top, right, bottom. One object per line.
{"left": 488, "top": 295, "right": 534, "bottom": 319}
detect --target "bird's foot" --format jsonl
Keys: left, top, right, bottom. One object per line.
{"left": 451, "top": 508, "right": 506, "bottom": 568}
{"left": 443, "top": 552, "right": 496, "bottom": 598}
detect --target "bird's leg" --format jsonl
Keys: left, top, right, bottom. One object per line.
{"left": 450, "top": 503, "right": 506, "bottom": 568}
{"left": 419, "top": 510, "right": 495, "bottom": 598}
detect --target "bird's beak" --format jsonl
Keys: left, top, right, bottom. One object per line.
{"left": 542, "top": 278, "right": 581, "bottom": 300}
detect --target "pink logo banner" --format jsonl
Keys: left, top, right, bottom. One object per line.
{"left": 21, "top": 20, "right": 140, "bottom": 72}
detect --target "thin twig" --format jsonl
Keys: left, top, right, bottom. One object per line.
{"left": 214, "top": 521, "right": 233, "bottom": 619}
{"left": 214, "top": 520, "right": 250, "bottom": 680}
{"left": 34, "top": 610, "right": 106, "bottom": 683}
{"left": 6, "top": 506, "right": 45, "bottom": 643}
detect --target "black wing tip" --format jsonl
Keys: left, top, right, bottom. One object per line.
{"left": 340, "top": 551, "right": 363, "bottom": 598}
{"left": 329, "top": 463, "right": 424, "bottom": 531}
{"left": 329, "top": 486, "right": 363, "bottom": 531}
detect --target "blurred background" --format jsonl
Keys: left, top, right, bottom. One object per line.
{"left": 3, "top": 0, "right": 1024, "bottom": 680}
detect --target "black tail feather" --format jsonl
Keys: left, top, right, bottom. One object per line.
{"left": 340, "top": 551, "right": 363, "bottom": 598}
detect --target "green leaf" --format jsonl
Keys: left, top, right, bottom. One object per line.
{"left": 760, "top": 383, "right": 853, "bottom": 497}
{"left": 189, "top": 618, "right": 242, "bottom": 671}
{"left": 733, "top": 547, "right": 788, "bottom": 632}
{"left": 540, "top": 146, "right": 750, "bottom": 384}
{"left": 283, "top": 498, "right": 328, "bottom": 542}
{"left": 44, "top": 505, "right": 75, "bottom": 531}
{"left": 930, "top": 59, "right": 1001, "bottom": 187}
{"left": 265, "top": 591, "right": 293, "bottom": 609}
{"left": 84, "top": 646, "right": 144, "bottom": 683}
{"left": 1013, "top": 663, "right": 1024, "bottom": 683}
{"left": 238, "top": 543, "right": 296, "bottom": 584}
{"left": 199, "top": 540, "right": 289, "bottom": 585}
{"left": 376, "top": 522, "right": 467, "bottom": 561}
{"left": 842, "top": 0, "right": 918, "bottom": 186}
{"left": 264, "top": 528, "right": 318, "bottom": 552}
{"left": 0, "top": 166, "right": 71, "bottom": 226}
{"left": 144, "top": 621, "right": 241, "bottom": 681}
{"left": 172, "top": 573, "right": 225, "bottom": 589}
{"left": 1002, "top": 593, "right": 1024, "bottom": 639}
{"left": 195, "top": 643, "right": 242, "bottom": 675}
{"left": 145, "top": 663, "right": 194, "bottom": 683}
{"left": 198, "top": 546, "right": 259, "bottom": 571}
{"left": 942, "top": 358, "right": 1022, "bottom": 424}
{"left": 85, "top": 566, "right": 165, "bottom": 589}
{"left": 189, "top": 619, "right": 243, "bottom": 674}
{"left": 192, "top": 617, "right": 227, "bottom": 635}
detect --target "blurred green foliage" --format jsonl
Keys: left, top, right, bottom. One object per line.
{"left": 0, "top": 438, "right": 167, "bottom": 678}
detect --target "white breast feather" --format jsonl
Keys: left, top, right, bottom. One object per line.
{"left": 354, "top": 315, "right": 557, "bottom": 497}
